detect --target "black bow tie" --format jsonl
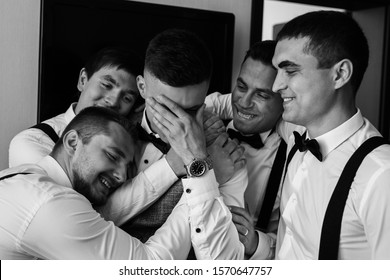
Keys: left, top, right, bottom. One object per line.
{"left": 227, "top": 128, "right": 264, "bottom": 149}
{"left": 293, "top": 131, "right": 323, "bottom": 162}
{"left": 136, "top": 123, "right": 170, "bottom": 154}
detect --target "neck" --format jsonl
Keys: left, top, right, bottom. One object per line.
{"left": 307, "top": 98, "right": 357, "bottom": 138}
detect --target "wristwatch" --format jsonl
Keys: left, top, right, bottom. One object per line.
{"left": 184, "top": 157, "right": 213, "bottom": 178}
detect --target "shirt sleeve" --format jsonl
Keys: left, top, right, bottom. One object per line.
{"left": 204, "top": 92, "right": 233, "bottom": 120}
{"left": 181, "top": 170, "right": 244, "bottom": 259}
{"left": 358, "top": 165, "right": 390, "bottom": 259}
{"left": 218, "top": 166, "right": 247, "bottom": 208}
{"left": 97, "top": 157, "right": 178, "bottom": 226}
{"left": 21, "top": 170, "right": 243, "bottom": 259}
{"left": 9, "top": 128, "right": 55, "bottom": 168}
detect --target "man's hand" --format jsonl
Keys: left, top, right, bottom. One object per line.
{"left": 203, "top": 110, "right": 225, "bottom": 146}
{"left": 208, "top": 133, "right": 246, "bottom": 184}
{"left": 230, "top": 206, "right": 258, "bottom": 257}
{"left": 146, "top": 95, "right": 207, "bottom": 165}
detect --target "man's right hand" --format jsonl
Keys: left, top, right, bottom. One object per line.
{"left": 208, "top": 133, "right": 246, "bottom": 184}
{"left": 146, "top": 95, "right": 207, "bottom": 165}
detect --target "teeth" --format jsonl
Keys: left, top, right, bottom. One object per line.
{"left": 238, "top": 111, "right": 255, "bottom": 120}
{"left": 100, "top": 177, "right": 111, "bottom": 189}
{"left": 283, "top": 97, "right": 293, "bottom": 102}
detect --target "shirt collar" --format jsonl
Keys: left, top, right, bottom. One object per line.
{"left": 227, "top": 120, "right": 272, "bottom": 143}
{"left": 312, "top": 109, "right": 364, "bottom": 159}
{"left": 37, "top": 156, "right": 72, "bottom": 189}
{"left": 65, "top": 103, "right": 77, "bottom": 125}
{"left": 141, "top": 109, "right": 161, "bottom": 138}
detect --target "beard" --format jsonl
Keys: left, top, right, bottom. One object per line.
{"left": 73, "top": 169, "right": 107, "bottom": 207}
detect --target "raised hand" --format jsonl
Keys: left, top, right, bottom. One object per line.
{"left": 229, "top": 205, "right": 258, "bottom": 257}
{"left": 208, "top": 133, "right": 246, "bottom": 184}
{"left": 146, "top": 95, "right": 207, "bottom": 165}
{"left": 203, "top": 110, "right": 226, "bottom": 146}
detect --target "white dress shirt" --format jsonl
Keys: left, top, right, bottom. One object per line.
{"left": 0, "top": 156, "right": 243, "bottom": 260}
{"left": 276, "top": 109, "right": 390, "bottom": 259}
{"left": 205, "top": 92, "right": 281, "bottom": 259}
{"left": 9, "top": 103, "right": 76, "bottom": 168}
{"left": 7, "top": 103, "right": 178, "bottom": 227}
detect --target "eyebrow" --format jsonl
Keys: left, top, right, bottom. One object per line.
{"left": 237, "top": 77, "right": 275, "bottom": 95}
{"left": 278, "top": 60, "right": 299, "bottom": 69}
{"left": 110, "top": 146, "right": 127, "bottom": 160}
{"left": 102, "top": 75, "right": 138, "bottom": 96}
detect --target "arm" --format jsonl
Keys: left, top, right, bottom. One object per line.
{"left": 359, "top": 166, "right": 390, "bottom": 259}
{"left": 97, "top": 156, "right": 178, "bottom": 226}
{"left": 23, "top": 171, "right": 238, "bottom": 260}
{"left": 9, "top": 128, "right": 55, "bottom": 167}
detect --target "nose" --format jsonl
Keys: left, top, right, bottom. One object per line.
{"left": 238, "top": 92, "right": 253, "bottom": 108}
{"left": 272, "top": 71, "right": 286, "bottom": 93}
{"left": 104, "top": 90, "right": 121, "bottom": 111}
{"left": 113, "top": 163, "right": 128, "bottom": 185}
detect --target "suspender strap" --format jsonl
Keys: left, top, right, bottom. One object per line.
{"left": 31, "top": 123, "right": 59, "bottom": 143}
{"left": 282, "top": 142, "right": 298, "bottom": 185}
{"left": 318, "top": 136, "right": 389, "bottom": 259}
{"left": 256, "top": 139, "right": 287, "bottom": 231}
{"left": 0, "top": 172, "right": 31, "bottom": 181}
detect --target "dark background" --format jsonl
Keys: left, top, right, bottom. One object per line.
{"left": 39, "top": 0, "right": 235, "bottom": 121}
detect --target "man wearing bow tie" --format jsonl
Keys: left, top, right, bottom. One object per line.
{"left": 205, "top": 40, "right": 284, "bottom": 259}
{"left": 272, "top": 11, "right": 390, "bottom": 259}
{"left": 117, "top": 28, "right": 247, "bottom": 259}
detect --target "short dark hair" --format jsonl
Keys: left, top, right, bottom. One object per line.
{"left": 52, "top": 107, "right": 137, "bottom": 154}
{"left": 276, "top": 11, "right": 369, "bottom": 93}
{"left": 84, "top": 46, "right": 144, "bottom": 79}
{"left": 242, "top": 40, "right": 276, "bottom": 68}
{"left": 145, "top": 28, "right": 213, "bottom": 87}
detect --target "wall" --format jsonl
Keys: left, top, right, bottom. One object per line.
{"left": 354, "top": 7, "right": 385, "bottom": 128}
{"left": 0, "top": 0, "right": 41, "bottom": 170}
{"left": 132, "top": 0, "right": 252, "bottom": 89}
{"left": 0, "top": 0, "right": 251, "bottom": 171}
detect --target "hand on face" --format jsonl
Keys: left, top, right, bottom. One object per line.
{"left": 203, "top": 110, "right": 226, "bottom": 146}
{"left": 229, "top": 205, "right": 259, "bottom": 257}
{"left": 207, "top": 133, "right": 246, "bottom": 184}
{"left": 146, "top": 95, "right": 207, "bottom": 165}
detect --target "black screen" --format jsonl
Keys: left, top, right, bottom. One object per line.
{"left": 39, "top": 0, "right": 235, "bottom": 121}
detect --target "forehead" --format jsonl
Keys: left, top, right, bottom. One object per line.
{"left": 240, "top": 58, "right": 276, "bottom": 86}
{"left": 273, "top": 37, "right": 315, "bottom": 67}
{"left": 95, "top": 121, "right": 135, "bottom": 160}
{"left": 144, "top": 70, "right": 208, "bottom": 109}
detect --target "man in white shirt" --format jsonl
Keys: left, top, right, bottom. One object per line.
{"left": 0, "top": 106, "right": 243, "bottom": 260}
{"left": 7, "top": 46, "right": 186, "bottom": 230}
{"left": 205, "top": 40, "right": 284, "bottom": 259}
{"left": 9, "top": 46, "right": 143, "bottom": 167}
{"left": 272, "top": 11, "right": 390, "bottom": 259}
{"left": 121, "top": 28, "right": 247, "bottom": 248}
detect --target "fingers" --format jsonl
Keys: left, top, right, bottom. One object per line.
{"left": 155, "top": 95, "right": 188, "bottom": 118}
{"left": 230, "top": 206, "right": 252, "bottom": 222}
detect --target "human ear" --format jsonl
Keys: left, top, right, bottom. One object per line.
{"left": 136, "top": 75, "right": 146, "bottom": 99}
{"left": 334, "top": 59, "right": 353, "bottom": 90}
{"left": 62, "top": 130, "right": 79, "bottom": 156}
{"left": 77, "top": 68, "right": 88, "bottom": 92}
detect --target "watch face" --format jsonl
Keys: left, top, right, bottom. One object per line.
{"left": 189, "top": 160, "right": 206, "bottom": 177}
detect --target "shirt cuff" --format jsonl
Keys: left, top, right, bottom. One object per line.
{"left": 143, "top": 157, "right": 178, "bottom": 191}
{"left": 249, "top": 230, "right": 275, "bottom": 260}
{"left": 182, "top": 169, "right": 220, "bottom": 206}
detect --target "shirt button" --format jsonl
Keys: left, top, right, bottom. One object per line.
{"left": 196, "top": 228, "right": 201, "bottom": 233}
{"left": 186, "top": 189, "right": 191, "bottom": 194}
{"left": 144, "top": 159, "right": 149, "bottom": 164}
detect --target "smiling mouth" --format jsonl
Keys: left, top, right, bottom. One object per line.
{"left": 237, "top": 111, "right": 256, "bottom": 120}
{"left": 99, "top": 176, "right": 113, "bottom": 190}
{"left": 283, "top": 97, "right": 294, "bottom": 102}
